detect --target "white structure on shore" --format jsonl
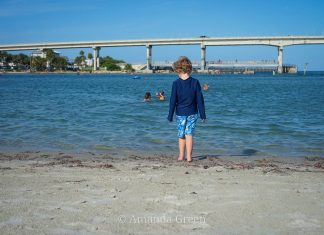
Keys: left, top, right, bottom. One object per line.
{"left": 85, "top": 59, "right": 93, "bottom": 67}
{"left": 130, "top": 64, "right": 146, "bottom": 72}
{"left": 31, "top": 50, "right": 60, "bottom": 58}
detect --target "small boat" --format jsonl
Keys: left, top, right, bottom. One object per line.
{"left": 132, "top": 75, "right": 141, "bottom": 79}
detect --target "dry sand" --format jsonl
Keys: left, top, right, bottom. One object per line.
{"left": 0, "top": 152, "right": 323, "bottom": 235}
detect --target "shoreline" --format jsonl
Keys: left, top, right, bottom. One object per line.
{"left": 1, "top": 151, "right": 324, "bottom": 171}
{"left": 1, "top": 151, "right": 323, "bottom": 234}
{"left": 3, "top": 70, "right": 324, "bottom": 75}
{"left": 0, "top": 71, "right": 134, "bottom": 75}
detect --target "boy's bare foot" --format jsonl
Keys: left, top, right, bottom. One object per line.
{"left": 186, "top": 157, "right": 192, "bottom": 162}
{"left": 178, "top": 157, "right": 184, "bottom": 161}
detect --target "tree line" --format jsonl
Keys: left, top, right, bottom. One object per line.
{"left": 0, "top": 49, "right": 68, "bottom": 72}
{"left": 0, "top": 50, "right": 134, "bottom": 72}
{"left": 74, "top": 50, "right": 134, "bottom": 72}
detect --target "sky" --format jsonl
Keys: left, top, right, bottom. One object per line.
{"left": 1, "top": 0, "right": 324, "bottom": 70}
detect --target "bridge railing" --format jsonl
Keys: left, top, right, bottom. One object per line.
{"left": 152, "top": 60, "right": 279, "bottom": 67}
{"left": 207, "top": 60, "right": 277, "bottom": 65}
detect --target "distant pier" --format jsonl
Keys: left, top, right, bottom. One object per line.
{"left": 152, "top": 60, "right": 297, "bottom": 74}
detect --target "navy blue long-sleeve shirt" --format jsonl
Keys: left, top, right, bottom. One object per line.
{"left": 168, "top": 76, "right": 206, "bottom": 121}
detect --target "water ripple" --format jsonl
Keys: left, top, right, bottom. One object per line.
{"left": 0, "top": 73, "right": 324, "bottom": 157}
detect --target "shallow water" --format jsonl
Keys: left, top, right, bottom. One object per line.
{"left": 0, "top": 72, "right": 323, "bottom": 157}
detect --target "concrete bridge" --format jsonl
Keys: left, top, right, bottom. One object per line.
{"left": 1, "top": 36, "right": 324, "bottom": 73}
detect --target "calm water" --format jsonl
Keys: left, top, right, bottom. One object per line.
{"left": 0, "top": 72, "right": 324, "bottom": 157}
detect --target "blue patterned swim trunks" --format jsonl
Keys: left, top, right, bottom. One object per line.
{"left": 176, "top": 114, "right": 199, "bottom": 138}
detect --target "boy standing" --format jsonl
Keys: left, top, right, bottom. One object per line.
{"left": 168, "top": 56, "right": 206, "bottom": 162}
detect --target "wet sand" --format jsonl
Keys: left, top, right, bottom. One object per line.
{"left": 0, "top": 152, "right": 323, "bottom": 234}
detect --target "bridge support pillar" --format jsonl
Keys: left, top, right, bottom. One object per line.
{"left": 146, "top": 45, "right": 153, "bottom": 73}
{"left": 93, "top": 47, "right": 100, "bottom": 71}
{"left": 277, "top": 46, "right": 283, "bottom": 74}
{"left": 200, "top": 44, "right": 206, "bottom": 72}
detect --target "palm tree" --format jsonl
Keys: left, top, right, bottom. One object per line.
{"left": 32, "top": 56, "right": 46, "bottom": 71}
{"left": 79, "top": 50, "right": 85, "bottom": 66}
{"left": 44, "top": 49, "right": 56, "bottom": 70}
{"left": 80, "top": 50, "right": 85, "bottom": 57}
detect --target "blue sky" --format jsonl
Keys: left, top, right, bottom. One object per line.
{"left": 1, "top": 0, "right": 324, "bottom": 70}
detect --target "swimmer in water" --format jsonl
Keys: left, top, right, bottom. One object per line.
{"left": 158, "top": 90, "right": 166, "bottom": 101}
{"left": 203, "top": 83, "right": 209, "bottom": 91}
{"left": 144, "top": 92, "right": 152, "bottom": 102}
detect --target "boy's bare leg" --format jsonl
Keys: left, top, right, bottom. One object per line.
{"left": 178, "top": 137, "right": 186, "bottom": 161}
{"left": 185, "top": 135, "right": 193, "bottom": 162}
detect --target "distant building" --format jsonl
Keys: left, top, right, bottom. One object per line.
{"left": 0, "top": 61, "right": 8, "bottom": 69}
{"left": 117, "top": 63, "right": 126, "bottom": 70}
{"left": 31, "top": 50, "right": 60, "bottom": 58}
{"left": 131, "top": 63, "right": 146, "bottom": 72}
{"left": 85, "top": 59, "right": 93, "bottom": 67}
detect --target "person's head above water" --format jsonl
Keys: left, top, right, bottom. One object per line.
{"left": 144, "top": 92, "right": 151, "bottom": 100}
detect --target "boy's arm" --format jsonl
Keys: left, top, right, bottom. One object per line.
{"left": 167, "top": 82, "right": 177, "bottom": 122}
{"left": 196, "top": 81, "right": 206, "bottom": 120}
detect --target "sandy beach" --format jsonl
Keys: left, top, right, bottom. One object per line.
{"left": 0, "top": 151, "right": 323, "bottom": 234}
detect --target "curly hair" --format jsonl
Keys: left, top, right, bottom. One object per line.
{"left": 173, "top": 56, "right": 192, "bottom": 74}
